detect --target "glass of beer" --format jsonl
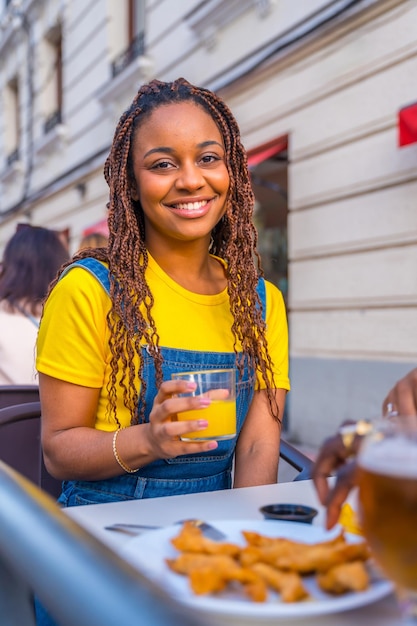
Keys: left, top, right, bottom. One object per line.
{"left": 357, "top": 415, "right": 417, "bottom": 623}
{"left": 171, "top": 369, "right": 236, "bottom": 441}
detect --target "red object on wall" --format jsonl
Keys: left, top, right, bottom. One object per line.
{"left": 247, "top": 139, "right": 288, "bottom": 167}
{"left": 398, "top": 102, "right": 417, "bottom": 147}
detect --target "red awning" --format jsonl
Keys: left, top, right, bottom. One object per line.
{"left": 398, "top": 102, "right": 417, "bottom": 147}
{"left": 82, "top": 218, "right": 109, "bottom": 237}
{"left": 247, "top": 140, "right": 287, "bottom": 167}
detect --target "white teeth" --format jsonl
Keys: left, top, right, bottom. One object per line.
{"left": 174, "top": 201, "right": 207, "bottom": 210}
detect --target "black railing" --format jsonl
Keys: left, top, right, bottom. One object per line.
{"left": 43, "top": 109, "right": 62, "bottom": 134}
{"left": 6, "top": 148, "right": 19, "bottom": 167}
{"left": 111, "top": 31, "right": 145, "bottom": 78}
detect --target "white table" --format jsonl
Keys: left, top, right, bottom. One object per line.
{"left": 65, "top": 479, "right": 402, "bottom": 626}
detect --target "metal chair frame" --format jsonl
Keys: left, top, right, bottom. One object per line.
{"left": 280, "top": 437, "right": 313, "bottom": 481}
{"left": 0, "top": 461, "right": 199, "bottom": 626}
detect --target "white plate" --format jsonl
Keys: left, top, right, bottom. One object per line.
{"left": 120, "top": 519, "right": 393, "bottom": 622}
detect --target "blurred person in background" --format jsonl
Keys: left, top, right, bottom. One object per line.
{"left": 78, "top": 231, "right": 108, "bottom": 251}
{"left": 0, "top": 225, "right": 69, "bottom": 384}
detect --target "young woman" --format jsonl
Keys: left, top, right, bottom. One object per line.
{"left": 77, "top": 231, "right": 108, "bottom": 251}
{"left": 0, "top": 225, "right": 69, "bottom": 384}
{"left": 36, "top": 78, "right": 290, "bottom": 505}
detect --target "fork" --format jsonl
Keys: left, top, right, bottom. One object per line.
{"left": 104, "top": 518, "right": 226, "bottom": 540}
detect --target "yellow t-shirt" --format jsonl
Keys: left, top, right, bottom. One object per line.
{"left": 36, "top": 254, "right": 290, "bottom": 430}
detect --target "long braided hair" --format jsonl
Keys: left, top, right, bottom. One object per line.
{"left": 49, "top": 78, "right": 280, "bottom": 425}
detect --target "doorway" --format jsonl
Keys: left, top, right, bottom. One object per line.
{"left": 248, "top": 142, "right": 288, "bottom": 303}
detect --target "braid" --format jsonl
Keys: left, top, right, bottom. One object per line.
{"left": 46, "top": 78, "right": 281, "bottom": 425}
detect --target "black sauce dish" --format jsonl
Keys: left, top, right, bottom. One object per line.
{"left": 259, "top": 503, "right": 318, "bottom": 525}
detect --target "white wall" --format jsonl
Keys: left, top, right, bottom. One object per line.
{"left": 217, "top": 0, "right": 417, "bottom": 440}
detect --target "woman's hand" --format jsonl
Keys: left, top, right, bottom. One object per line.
{"left": 143, "top": 379, "right": 219, "bottom": 459}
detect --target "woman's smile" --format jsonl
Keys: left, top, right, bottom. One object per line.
{"left": 166, "top": 197, "right": 216, "bottom": 218}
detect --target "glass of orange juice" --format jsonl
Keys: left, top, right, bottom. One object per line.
{"left": 171, "top": 369, "right": 236, "bottom": 441}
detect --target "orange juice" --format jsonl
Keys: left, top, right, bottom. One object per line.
{"left": 178, "top": 399, "right": 236, "bottom": 441}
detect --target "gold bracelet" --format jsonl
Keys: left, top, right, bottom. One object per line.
{"left": 112, "top": 429, "right": 139, "bottom": 474}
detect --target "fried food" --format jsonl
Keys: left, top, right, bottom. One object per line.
{"left": 189, "top": 567, "right": 229, "bottom": 595}
{"left": 251, "top": 562, "right": 309, "bottom": 602}
{"left": 240, "top": 533, "right": 370, "bottom": 574}
{"left": 166, "top": 553, "right": 238, "bottom": 576}
{"left": 170, "top": 521, "right": 240, "bottom": 556}
{"left": 270, "top": 540, "right": 370, "bottom": 573}
{"left": 242, "top": 530, "right": 345, "bottom": 549}
{"left": 317, "top": 560, "right": 370, "bottom": 594}
{"left": 167, "top": 552, "right": 268, "bottom": 601}
{"left": 191, "top": 565, "right": 267, "bottom": 601}
{"left": 167, "top": 522, "right": 371, "bottom": 604}
{"left": 242, "top": 577, "right": 268, "bottom": 603}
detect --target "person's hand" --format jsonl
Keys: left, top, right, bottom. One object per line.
{"left": 313, "top": 367, "right": 417, "bottom": 529}
{"left": 312, "top": 423, "right": 363, "bottom": 530}
{"left": 143, "top": 379, "right": 219, "bottom": 459}
{"left": 382, "top": 367, "right": 417, "bottom": 416}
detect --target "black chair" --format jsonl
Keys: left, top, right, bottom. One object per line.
{"left": 0, "top": 384, "right": 40, "bottom": 409}
{"left": 0, "top": 401, "right": 62, "bottom": 499}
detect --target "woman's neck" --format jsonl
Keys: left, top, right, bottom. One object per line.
{"left": 147, "top": 246, "right": 227, "bottom": 295}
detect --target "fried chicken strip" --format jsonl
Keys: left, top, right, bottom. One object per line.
{"left": 171, "top": 522, "right": 240, "bottom": 556}
{"left": 317, "top": 560, "right": 370, "bottom": 594}
{"left": 251, "top": 562, "right": 309, "bottom": 602}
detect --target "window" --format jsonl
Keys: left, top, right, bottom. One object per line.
{"left": 111, "top": 0, "right": 145, "bottom": 78}
{"left": 42, "top": 24, "right": 63, "bottom": 134}
{"left": 248, "top": 141, "right": 289, "bottom": 303}
{"left": 129, "top": 0, "right": 145, "bottom": 43}
{"left": 4, "top": 76, "right": 20, "bottom": 165}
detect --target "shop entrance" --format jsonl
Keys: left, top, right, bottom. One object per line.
{"left": 248, "top": 140, "right": 288, "bottom": 304}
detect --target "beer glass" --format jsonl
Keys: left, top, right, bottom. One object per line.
{"left": 357, "top": 415, "right": 417, "bottom": 623}
{"left": 172, "top": 369, "right": 236, "bottom": 441}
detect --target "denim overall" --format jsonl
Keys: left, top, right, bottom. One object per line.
{"left": 57, "top": 258, "right": 266, "bottom": 505}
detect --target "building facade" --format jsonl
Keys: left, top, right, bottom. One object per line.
{"left": 0, "top": 0, "right": 416, "bottom": 444}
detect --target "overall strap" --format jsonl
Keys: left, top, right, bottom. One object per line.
{"left": 255, "top": 277, "right": 266, "bottom": 323}
{"left": 59, "top": 258, "right": 111, "bottom": 295}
